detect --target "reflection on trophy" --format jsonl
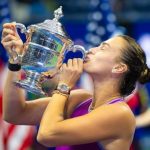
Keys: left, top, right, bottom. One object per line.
{"left": 12, "top": 6, "right": 86, "bottom": 96}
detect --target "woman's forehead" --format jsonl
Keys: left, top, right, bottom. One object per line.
{"left": 105, "top": 36, "right": 126, "bottom": 50}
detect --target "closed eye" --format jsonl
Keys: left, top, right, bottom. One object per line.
{"left": 98, "top": 45, "right": 106, "bottom": 50}
{"left": 99, "top": 42, "right": 110, "bottom": 50}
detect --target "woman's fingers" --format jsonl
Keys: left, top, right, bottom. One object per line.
{"left": 72, "top": 58, "right": 78, "bottom": 70}
{"left": 3, "top": 22, "right": 15, "bottom": 28}
{"left": 62, "top": 63, "right": 67, "bottom": 70}
{"left": 1, "top": 23, "right": 23, "bottom": 52}
{"left": 72, "top": 58, "right": 78, "bottom": 66}
{"left": 2, "top": 34, "right": 17, "bottom": 42}
{"left": 3, "top": 22, "right": 17, "bottom": 33}
{"left": 66, "top": 58, "right": 83, "bottom": 70}
{"left": 2, "top": 39, "right": 20, "bottom": 48}
{"left": 2, "top": 40, "right": 17, "bottom": 55}
{"left": 67, "top": 59, "right": 73, "bottom": 68}
{"left": 2, "top": 22, "right": 19, "bottom": 38}
{"left": 2, "top": 28, "right": 15, "bottom": 38}
{"left": 77, "top": 58, "right": 83, "bottom": 72}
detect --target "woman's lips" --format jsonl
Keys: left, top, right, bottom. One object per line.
{"left": 84, "top": 50, "right": 93, "bottom": 62}
{"left": 84, "top": 55, "right": 90, "bottom": 62}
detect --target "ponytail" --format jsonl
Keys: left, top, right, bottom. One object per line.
{"left": 138, "top": 65, "right": 150, "bottom": 84}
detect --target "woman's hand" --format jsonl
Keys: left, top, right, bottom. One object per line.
{"left": 59, "top": 58, "right": 83, "bottom": 89}
{"left": 1, "top": 22, "right": 24, "bottom": 63}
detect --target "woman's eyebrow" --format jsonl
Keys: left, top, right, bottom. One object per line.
{"left": 101, "top": 42, "right": 111, "bottom": 48}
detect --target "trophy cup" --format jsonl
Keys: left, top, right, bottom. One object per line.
{"left": 11, "top": 6, "right": 86, "bottom": 96}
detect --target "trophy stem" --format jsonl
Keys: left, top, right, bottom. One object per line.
{"left": 14, "top": 71, "right": 46, "bottom": 96}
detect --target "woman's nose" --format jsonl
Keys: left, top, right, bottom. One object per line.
{"left": 88, "top": 48, "right": 96, "bottom": 54}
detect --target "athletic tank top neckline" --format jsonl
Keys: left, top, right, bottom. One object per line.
{"left": 56, "top": 97, "right": 124, "bottom": 150}
{"left": 88, "top": 97, "right": 124, "bottom": 112}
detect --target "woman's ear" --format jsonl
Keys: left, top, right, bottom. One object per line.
{"left": 112, "top": 63, "right": 128, "bottom": 74}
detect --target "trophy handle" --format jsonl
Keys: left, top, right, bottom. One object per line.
{"left": 15, "top": 23, "right": 28, "bottom": 34}
{"left": 15, "top": 23, "right": 31, "bottom": 43}
{"left": 11, "top": 23, "right": 31, "bottom": 63}
{"left": 63, "top": 45, "right": 87, "bottom": 64}
{"left": 7, "top": 23, "right": 28, "bottom": 63}
{"left": 71, "top": 45, "right": 87, "bottom": 60}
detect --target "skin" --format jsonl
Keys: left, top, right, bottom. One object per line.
{"left": 136, "top": 108, "right": 150, "bottom": 128}
{"left": 1, "top": 23, "right": 135, "bottom": 150}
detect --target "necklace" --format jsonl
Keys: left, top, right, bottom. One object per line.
{"left": 88, "top": 96, "right": 124, "bottom": 112}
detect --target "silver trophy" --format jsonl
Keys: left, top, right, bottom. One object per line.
{"left": 11, "top": 6, "right": 86, "bottom": 96}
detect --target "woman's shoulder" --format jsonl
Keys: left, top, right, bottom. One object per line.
{"left": 91, "top": 102, "right": 135, "bottom": 139}
{"left": 113, "top": 103, "right": 136, "bottom": 138}
{"left": 103, "top": 102, "right": 135, "bottom": 121}
{"left": 97, "top": 102, "right": 135, "bottom": 133}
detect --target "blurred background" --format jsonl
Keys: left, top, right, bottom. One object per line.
{"left": 1, "top": 0, "right": 150, "bottom": 150}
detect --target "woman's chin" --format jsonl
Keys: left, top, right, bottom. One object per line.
{"left": 83, "top": 63, "right": 88, "bottom": 69}
{"left": 83, "top": 63, "right": 90, "bottom": 72}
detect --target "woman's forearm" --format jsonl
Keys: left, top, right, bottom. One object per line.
{"left": 3, "top": 69, "right": 26, "bottom": 122}
{"left": 37, "top": 93, "right": 68, "bottom": 144}
{"left": 136, "top": 109, "right": 150, "bottom": 128}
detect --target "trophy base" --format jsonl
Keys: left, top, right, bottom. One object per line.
{"left": 14, "top": 80, "right": 46, "bottom": 96}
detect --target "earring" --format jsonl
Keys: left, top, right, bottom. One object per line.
{"left": 112, "top": 68, "right": 116, "bottom": 73}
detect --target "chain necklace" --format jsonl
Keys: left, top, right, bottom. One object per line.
{"left": 88, "top": 96, "right": 124, "bottom": 113}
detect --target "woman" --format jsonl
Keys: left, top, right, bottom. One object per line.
{"left": 1, "top": 22, "right": 150, "bottom": 150}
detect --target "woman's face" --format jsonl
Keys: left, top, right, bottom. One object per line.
{"left": 83, "top": 36, "right": 125, "bottom": 77}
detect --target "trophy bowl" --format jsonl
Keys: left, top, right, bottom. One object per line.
{"left": 13, "top": 6, "right": 86, "bottom": 96}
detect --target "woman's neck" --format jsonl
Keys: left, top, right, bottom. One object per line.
{"left": 91, "top": 78, "right": 122, "bottom": 109}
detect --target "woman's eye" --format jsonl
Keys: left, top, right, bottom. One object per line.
{"left": 99, "top": 45, "right": 105, "bottom": 50}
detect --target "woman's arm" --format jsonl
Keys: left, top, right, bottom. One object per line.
{"left": 136, "top": 108, "right": 150, "bottom": 128}
{"left": 3, "top": 87, "right": 91, "bottom": 125}
{"left": 1, "top": 22, "right": 29, "bottom": 124}
{"left": 37, "top": 95, "right": 135, "bottom": 147}
{"left": 3, "top": 69, "right": 51, "bottom": 125}
{"left": 1, "top": 22, "right": 52, "bottom": 125}
{"left": 37, "top": 59, "right": 135, "bottom": 147}
{"left": 3, "top": 69, "right": 91, "bottom": 125}
{"left": 1, "top": 23, "right": 92, "bottom": 125}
